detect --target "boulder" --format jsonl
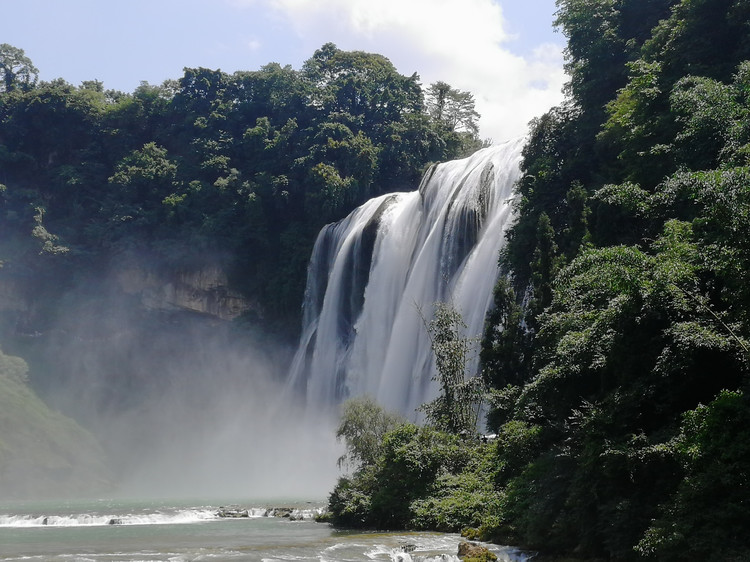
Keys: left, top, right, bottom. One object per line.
{"left": 458, "top": 541, "right": 497, "bottom": 562}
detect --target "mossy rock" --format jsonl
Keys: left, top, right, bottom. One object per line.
{"left": 458, "top": 541, "right": 497, "bottom": 562}
{"left": 461, "top": 527, "right": 482, "bottom": 541}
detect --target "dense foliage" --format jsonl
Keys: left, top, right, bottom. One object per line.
{"left": 329, "top": 400, "right": 501, "bottom": 533}
{"left": 0, "top": 42, "right": 482, "bottom": 334}
{"left": 330, "top": 1, "right": 750, "bottom": 560}
{"left": 480, "top": 0, "right": 750, "bottom": 559}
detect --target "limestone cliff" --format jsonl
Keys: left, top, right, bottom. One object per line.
{"left": 0, "top": 262, "right": 260, "bottom": 334}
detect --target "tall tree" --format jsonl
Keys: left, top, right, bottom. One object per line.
{"left": 301, "top": 42, "right": 423, "bottom": 139}
{"left": 425, "top": 81, "right": 480, "bottom": 136}
{"left": 0, "top": 44, "right": 38, "bottom": 92}
{"left": 420, "top": 302, "right": 484, "bottom": 435}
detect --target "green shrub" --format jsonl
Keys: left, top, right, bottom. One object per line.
{"left": 411, "top": 470, "right": 501, "bottom": 532}
{"left": 328, "top": 423, "right": 498, "bottom": 532}
{"left": 327, "top": 473, "right": 375, "bottom": 528}
{"left": 462, "top": 527, "right": 482, "bottom": 540}
{"left": 411, "top": 442, "right": 500, "bottom": 533}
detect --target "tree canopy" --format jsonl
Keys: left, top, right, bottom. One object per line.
{"left": 0, "top": 44, "right": 38, "bottom": 92}
{"left": 478, "top": 0, "right": 750, "bottom": 558}
{"left": 0, "top": 43, "right": 483, "bottom": 333}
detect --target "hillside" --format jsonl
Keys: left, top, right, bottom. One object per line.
{"left": 0, "top": 348, "right": 110, "bottom": 498}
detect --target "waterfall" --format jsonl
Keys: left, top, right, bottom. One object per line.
{"left": 288, "top": 138, "right": 524, "bottom": 417}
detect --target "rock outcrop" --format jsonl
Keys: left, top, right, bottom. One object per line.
{"left": 115, "top": 264, "right": 258, "bottom": 321}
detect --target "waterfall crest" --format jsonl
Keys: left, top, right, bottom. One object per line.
{"left": 288, "top": 138, "right": 524, "bottom": 416}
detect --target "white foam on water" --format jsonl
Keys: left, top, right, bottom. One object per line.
{"left": 0, "top": 508, "right": 217, "bottom": 528}
{"left": 0, "top": 505, "right": 323, "bottom": 528}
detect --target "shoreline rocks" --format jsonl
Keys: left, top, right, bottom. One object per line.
{"left": 215, "top": 505, "right": 325, "bottom": 521}
{"left": 216, "top": 506, "right": 249, "bottom": 518}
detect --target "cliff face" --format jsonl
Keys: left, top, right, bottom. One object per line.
{"left": 114, "top": 265, "right": 258, "bottom": 321}
{"left": 0, "top": 263, "right": 259, "bottom": 324}
{"left": 0, "top": 261, "right": 269, "bottom": 459}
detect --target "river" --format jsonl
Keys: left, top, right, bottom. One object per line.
{"left": 0, "top": 498, "right": 529, "bottom": 562}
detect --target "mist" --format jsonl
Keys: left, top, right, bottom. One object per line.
{"left": 11, "top": 264, "right": 344, "bottom": 502}
{"left": 100, "top": 336, "right": 343, "bottom": 500}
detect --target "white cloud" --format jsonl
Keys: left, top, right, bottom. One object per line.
{"left": 252, "top": 0, "right": 566, "bottom": 141}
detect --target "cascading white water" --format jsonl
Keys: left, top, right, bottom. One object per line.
{"left": 288, "top": 138, "right": 524, "bottom": 417}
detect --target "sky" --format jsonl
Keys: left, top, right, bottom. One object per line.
{"left": 4, "top": 0, "right": 567, "bottom": 142}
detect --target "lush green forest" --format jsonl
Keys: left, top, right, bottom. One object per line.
{"left": 0, "top": 42, "right": 482, "bottom": 334}
{"left": 328, "top": 0, "right": 750, "bottom": 560}
{"left": 2, "top": 0, "right": 750, "bottom": 559}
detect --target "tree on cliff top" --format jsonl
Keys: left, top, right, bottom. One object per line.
{"left": 0, "top": 44, "right": 38, "bottom": 92}
{"left": 425, "top": 81, "right": 480, "bottom": 136}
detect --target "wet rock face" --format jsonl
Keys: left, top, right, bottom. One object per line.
{"left": 0, "top": 262, "right": 261, "bottom": 330}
